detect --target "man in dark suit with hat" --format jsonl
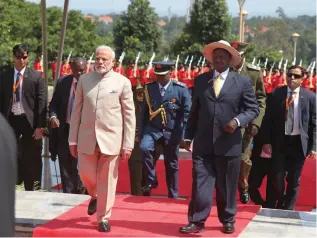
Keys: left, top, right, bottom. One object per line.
{"left": 139, "top": 61, "right": 191, "bottom": 198}
{"left": 179, "top": 40, "right": 259, "bottom": 234}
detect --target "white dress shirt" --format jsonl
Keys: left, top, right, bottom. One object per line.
{"left": 285, "top": 87, "right": 300, "bottom": 135}
{"left": 11, "top": 67, "right": 26, "bottom": 114}
{"left": 213, "top": 68, "right": 230, "bottom": 93}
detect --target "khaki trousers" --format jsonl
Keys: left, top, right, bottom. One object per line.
{"left": 78, "top": 145, "right": 119, "bottom": 222}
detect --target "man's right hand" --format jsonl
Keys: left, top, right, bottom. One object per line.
{"left": 261, "top": 144, "right": 272, "bottom": 158}
{"left": 183, "top": 140, "right": 192, "bottom": 152}
{"left": 69, "top": 145, "right": 78, "bottom": 158}
{"left": 49, "top": 117, "right": 60, "bottom": 128}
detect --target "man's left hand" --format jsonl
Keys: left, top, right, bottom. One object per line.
{"left": 33, "top": 128, "right": 44, "bottom": 140}
{"left": 224, "top": 119, "right": 238, "bottom": 134}
{"left": 307, "top": 151, "right": 316, "bottom": 160}
{"left": 247, "top": 124, "right": 259, "bottom": 136}
{"left": 120, "top": 149, "right": 132, "bottom": 160}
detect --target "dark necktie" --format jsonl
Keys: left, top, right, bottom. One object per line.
{"left": 69, "top": 81, "right": 78, "bottom": 117}
{"left": 15, "top": 72, "right": 22, "bottom": 102}
{"left": 286, "top": 91, "right": 295, "bottom": 135}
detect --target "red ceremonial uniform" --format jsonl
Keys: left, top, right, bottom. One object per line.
{"left": 51, "top": 61, "right": 57, "bottom": 79}
{"left": 126, "top": 67, "right": 139, "bottom": 87}
{"left": 33, "top": 60, "right": 41, "bottom": 71}
{"left": 170, "top": 70, "right": 178, "bottom": 80}
{"left": 113, "top": 66, "right": 125, "bottom": 75}
{"left": 263, "top": 76, "right": 272, "bottom": 94}
{"left": 272, "top": 75, "right": 285, "bottom": 89}
{"left": 140, "top": 67, "right": 153, "bottom": 85}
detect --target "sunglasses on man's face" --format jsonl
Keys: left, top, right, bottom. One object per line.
{"left": 287, "top": 73, "right": 302, "bottom": 79}
{"left": 15, "top": 55, "right": 28, "bottom": 60}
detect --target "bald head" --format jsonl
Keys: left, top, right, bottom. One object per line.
{"left": 71, "top": 57, "right": 87, "bottom": 80}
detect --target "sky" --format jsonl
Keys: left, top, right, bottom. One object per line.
{"left": 28, "top": 0, "right": 316, "bottom": 17}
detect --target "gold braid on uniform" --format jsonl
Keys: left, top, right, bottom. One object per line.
{"left": 144, "top": 86, "right": 167, "bottom": 127}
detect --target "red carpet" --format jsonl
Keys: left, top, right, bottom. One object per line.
{"left": 33, "top": 195, "right": 261, "bottom": 237}
{"left": 116, "top": 159, "right": 316, "bottom": 211}
{"left": 52, "top": 157, "right": 316, "bottom": 211}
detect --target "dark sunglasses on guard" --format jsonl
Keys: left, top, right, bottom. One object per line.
{"left": 15, "top": 55, "right": 28, "bottom": 60}
{"left": 287, "top": 73, "right": 302, "bottom": 79}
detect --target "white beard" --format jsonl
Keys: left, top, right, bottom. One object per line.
{"left": 95, "top": 66, "right": 112, "bottom": 75}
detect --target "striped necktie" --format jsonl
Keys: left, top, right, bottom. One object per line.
{"left": 15, "top": 72, "right": 22, "bottom": 102}
{"left": 285, "top": 91, "right": 295, "bottom": 135}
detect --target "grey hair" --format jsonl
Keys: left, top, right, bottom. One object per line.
{"left": 96, "top": 45, "right": 115, "bottom": 59}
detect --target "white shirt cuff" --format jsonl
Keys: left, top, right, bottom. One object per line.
{"left": 69, "top": 142, "right": 77, "bottom": 145}
{"left": 234, "top": 118, "right": 240, "bottom": 127}
{"left": 50, "top": 116, "right": 57, "bottom": 120}
{"left": 122, "top": 147, "right": 132, "bottom": 151}
{"left": 184, "top": 139, "right": 192, "bottom": 142}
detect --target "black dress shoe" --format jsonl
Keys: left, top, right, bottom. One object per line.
{"left": 88, "top": 198, "right": 97, "bottom": 215}
{"left": 141, "top": 183, "right": 158, "bottom": 193}
{"left": 240, "top": 192, "right": 250, "bottom": 204}
{"left": 222, "top": 223, "right": 235, "bottom": 234}
{"left": 98, "top": 221, "right": 111, "bottom": 232}
{"left": 179, "top": 223, "right": 205, "bottom": 234}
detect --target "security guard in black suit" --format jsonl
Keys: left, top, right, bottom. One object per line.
{"left": 139, "top": 61, "right": 191, "bottom": 198}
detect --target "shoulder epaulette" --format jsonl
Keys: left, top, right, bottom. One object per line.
{"left": 246, "top": 63, "right": 261, "bottom": 71}
{"left": 172, "top": 80, "right": 186, "bottom": 87}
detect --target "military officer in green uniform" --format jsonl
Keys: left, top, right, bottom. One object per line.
{"left": 231, "top": 41, "right": 266, "bottom": 203}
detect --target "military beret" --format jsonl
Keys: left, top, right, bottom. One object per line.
{"left": 231, "top": 41, "right": 249, "bottom": 55}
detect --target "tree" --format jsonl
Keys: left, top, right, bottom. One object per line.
{"left": 113, "top": 0, "right": 162, "bottom": 62}
{"left": 172, "top": 0, "right": 232, "bottom": 60}
{"left": 0, "top": 0, "right": 114, "bottom": 67}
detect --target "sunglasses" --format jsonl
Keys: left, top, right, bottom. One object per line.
{"left": 287, "top": 73, "right": 302, "bottom": 79}
{"left": 15, "top": 55, "right": 28, "bottom": 60}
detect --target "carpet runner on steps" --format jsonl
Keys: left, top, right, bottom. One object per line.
{"left": 33, "top": 195, "right": 261, "bottom": 237}
{"left": 53, "top": 158, "right": 316, "bottom": 211}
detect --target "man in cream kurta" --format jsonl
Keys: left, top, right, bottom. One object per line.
{"left": 68, "top": 46, "right": 135, "bottom": 232}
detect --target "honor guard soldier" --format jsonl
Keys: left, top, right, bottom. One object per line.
{"left": 139, "top": 61, "right": 191, "bottom": 198}
{"left": 231, "top": 41, "right": 266, "bottom": 204}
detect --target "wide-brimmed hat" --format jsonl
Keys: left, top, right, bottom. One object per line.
{"left": 202, "top": 40, "right": 241, "bottom": 67}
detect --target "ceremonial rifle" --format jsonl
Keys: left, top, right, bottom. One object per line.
{"left": 134, "top": 52, "right": 141, "bottom": 78}
{"left": 174, "top": 54, "right": 180, "bottom": 80}
{"left": 118, "top": 51, "right": 126, "bottom": 73}
{"left": 309, "top": 61, "right": 316, "bottom": 89}
{"left": 87, "top": 52, "right": 94, "bottom": 73}
{"left": 282, "top": 59, "right": 288, "bottom": 85}
{"left": 268, "top": 61, "right": 275, "bottom": 85}
{"left": 146, "top": 53, "right": 155, "bottom": 78}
